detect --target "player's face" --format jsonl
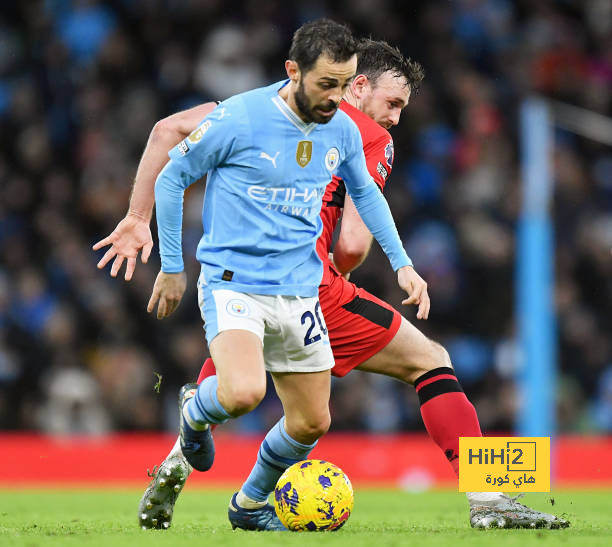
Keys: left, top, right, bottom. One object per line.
{"left": 360, "top": 72, "right": 411, "bottom": 130}
{"left": 295, "top": 54, "right": 357, "bottom": 124}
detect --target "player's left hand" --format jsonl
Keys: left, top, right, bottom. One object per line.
{"left": 397, "top": 266, "right": 430, "bottom": 320}
{"left": 147, "top": 271, "right": 187, "bottom": 319}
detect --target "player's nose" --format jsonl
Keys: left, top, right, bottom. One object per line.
{"left": 388, "top": 109, "right": 401, "bottom": 127}
{"left": 328, "top": 89, "right": 343, "bottom": 105}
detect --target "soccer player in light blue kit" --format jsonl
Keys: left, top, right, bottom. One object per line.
{"left": 147, "top": 20, "right": 425, "bottom": 530}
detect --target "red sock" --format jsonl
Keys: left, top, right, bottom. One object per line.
{"left": 196, "top": 357, "right": 218, "bottom": 431}
{"left": 414, "top": 367, "right": 482, "bottom": 478}
{"left": 196, "top": 357, "right": 217, "bottom": 385}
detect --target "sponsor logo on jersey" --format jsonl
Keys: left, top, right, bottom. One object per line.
{"left": 247, "top": 186, "right": 322, "bottom": 203}
{"left": 177, "top": 140, "right": 190, "bottom": 156}
{"left": 377, "top": 161, "right": 388, "bottom": 180}
{"left": 246, "top": 185, "right": 324, "bottom": 218}
{"left": 385, "top": 140, "right": 394, "bottom": 167}
{"left": 296, "top": 140, "right": 312, "bottom": 167}
{"left": 187, "top": 120, "right": 211, "bottom": 143}
{"left": 226, "top": 299, "right": 249, "bottom": 317}
{"left": 325, "top": 147, "right": 340, "bottom": 171}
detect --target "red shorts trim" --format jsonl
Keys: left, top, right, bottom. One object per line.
{"left": 319, "top": 268, "right": 402, "bottom": 377}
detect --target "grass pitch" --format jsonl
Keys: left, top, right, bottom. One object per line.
{"left": 0, "top": 488, "right": 610, "bottom": 546}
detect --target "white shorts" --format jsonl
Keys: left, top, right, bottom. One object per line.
{"left": 197, "top": 282, "right": 334, "bottom": 374}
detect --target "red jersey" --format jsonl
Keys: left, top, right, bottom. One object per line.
{"left": 317, "top": 101, "right": 395, "bottom": 285}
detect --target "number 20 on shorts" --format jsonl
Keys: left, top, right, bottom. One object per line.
{"left": 301, "top": 301, "right": 327, "bottom": 346}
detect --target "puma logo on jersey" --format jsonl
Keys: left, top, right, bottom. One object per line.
{"left": 260, "top": 151, "right": 280, "bottom": 168}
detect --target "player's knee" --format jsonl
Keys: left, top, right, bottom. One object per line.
{"left": 218, "top": 384, "right": 266, "bottom": 416}
{"left": 437, "top": 342, "right": 453, "bottom": 369}
{"left": 429, "top": 340, "right": 452, "bottom": 369}
{"left": 402, "top": 339, "right": 454, "bottom": 384}
{"left": 286, "top": 412, "right": 330, "bottom": 444}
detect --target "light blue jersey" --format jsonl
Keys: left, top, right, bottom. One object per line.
{"left": 155, "top": 80, "right": 411, "bottom": 296}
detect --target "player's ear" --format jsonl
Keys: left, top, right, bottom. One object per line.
{"left": 285, "top": 60, "right": 300, "bottom": 83}
{"left": 351, "top": 74, "right": 370, "bottom": 98}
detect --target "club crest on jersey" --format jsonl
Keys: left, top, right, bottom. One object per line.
{"left": 385, "top": 140, "right": 394, "bottom": 167}
{"left": 226, "top": 299, "right": 249, "bottom": 317}
{"left": 188, "top": 121, "right": 211, "bottom": 143}
{"left": 296, "top": 140, "right": 312, "bottom": 167}
{"left": 325, "top": 147, "right": 340, "bottom": 171}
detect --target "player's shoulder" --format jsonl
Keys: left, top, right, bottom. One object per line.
{"left": 214, "top": 81, "right": 287, "bottom": 129}
{"left": 339, "top": 101, "right": 391, "bottom": 144}
{"left": 221, "top": 81, "right": 284, "bottom": 108}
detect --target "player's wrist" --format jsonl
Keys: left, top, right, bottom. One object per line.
{"left": 127, "top": 209, "right": 152, "bottom": 222}
{"left": 160, "top": 256, "right": 184, "bottom": 274}
{"left": 393, "top": 254, "right": 413, "bottom": 272}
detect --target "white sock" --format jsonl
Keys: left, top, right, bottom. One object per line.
{"left": 167, "top": 436, "right": 183, "bottom": 458}
{"left": 235, "top": 489, "right": 267, "bottom": 509}
{"left": 466, "top": 492, "right": 505, "bottom": 507}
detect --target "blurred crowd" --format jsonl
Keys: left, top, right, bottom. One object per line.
{"left": 0, "top": 0, "right": 610, "bottom": 435}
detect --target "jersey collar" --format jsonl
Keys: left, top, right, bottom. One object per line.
{"left": 272, "top": 82, "right": 317, "bottom": 136}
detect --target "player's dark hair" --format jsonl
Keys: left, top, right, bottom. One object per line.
{"left": 289, "top": 19, "right": 358, "bottom": 74}
{"left": 357, "top": 39, "right": 425, "bottom": 93}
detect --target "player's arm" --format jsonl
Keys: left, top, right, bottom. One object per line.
{"left": 92, "top": 102, "right": 218, "bottom": 280}
{"left": 148, "top": 106, "right": 238, "bottom": 319}
{"left": 332, "top": 195, "right": 372, "bottom": 275}
{"left": 339, "top": 137, "right": 430, "bottom": 319}
{"left": 334, "top": 135, "right": 392, "bottom": 275}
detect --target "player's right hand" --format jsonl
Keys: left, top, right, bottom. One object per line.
{"left": 147, "top": 271, "right": 187, "bottom": 319}
{"left": 397, "top": 265, "right": 430, "bottom": 320}
{"left": 92, "top": 213, "right": 153, "bottom": 281}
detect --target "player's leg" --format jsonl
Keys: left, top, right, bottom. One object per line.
{"left": 322, "top": 276, "right": 565, "bottom": 528}
{"left": 241, "top": 370, "right": 331, "bottom": 501}
{"left": 356, "top": 317, "right": 482, "bottom": 475}
{"left": 349, "top": 308, "right": 568, "bottom": 528}
{"left": 228, "top": 294, "right": 333, "bottom": 531}
{"left": 227, "top": 369, "right": 331, "bottom": 531}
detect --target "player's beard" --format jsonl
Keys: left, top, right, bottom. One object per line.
{"left": 295, "top": 79, "right": 338, "bottom": 124}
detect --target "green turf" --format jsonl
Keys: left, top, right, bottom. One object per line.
{"left": 0, "top": 488, "right": 610, "bottom": 546}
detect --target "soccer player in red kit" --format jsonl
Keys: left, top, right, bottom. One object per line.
{"left": 95, "top": 40, "right": 568, "bottom": 531}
